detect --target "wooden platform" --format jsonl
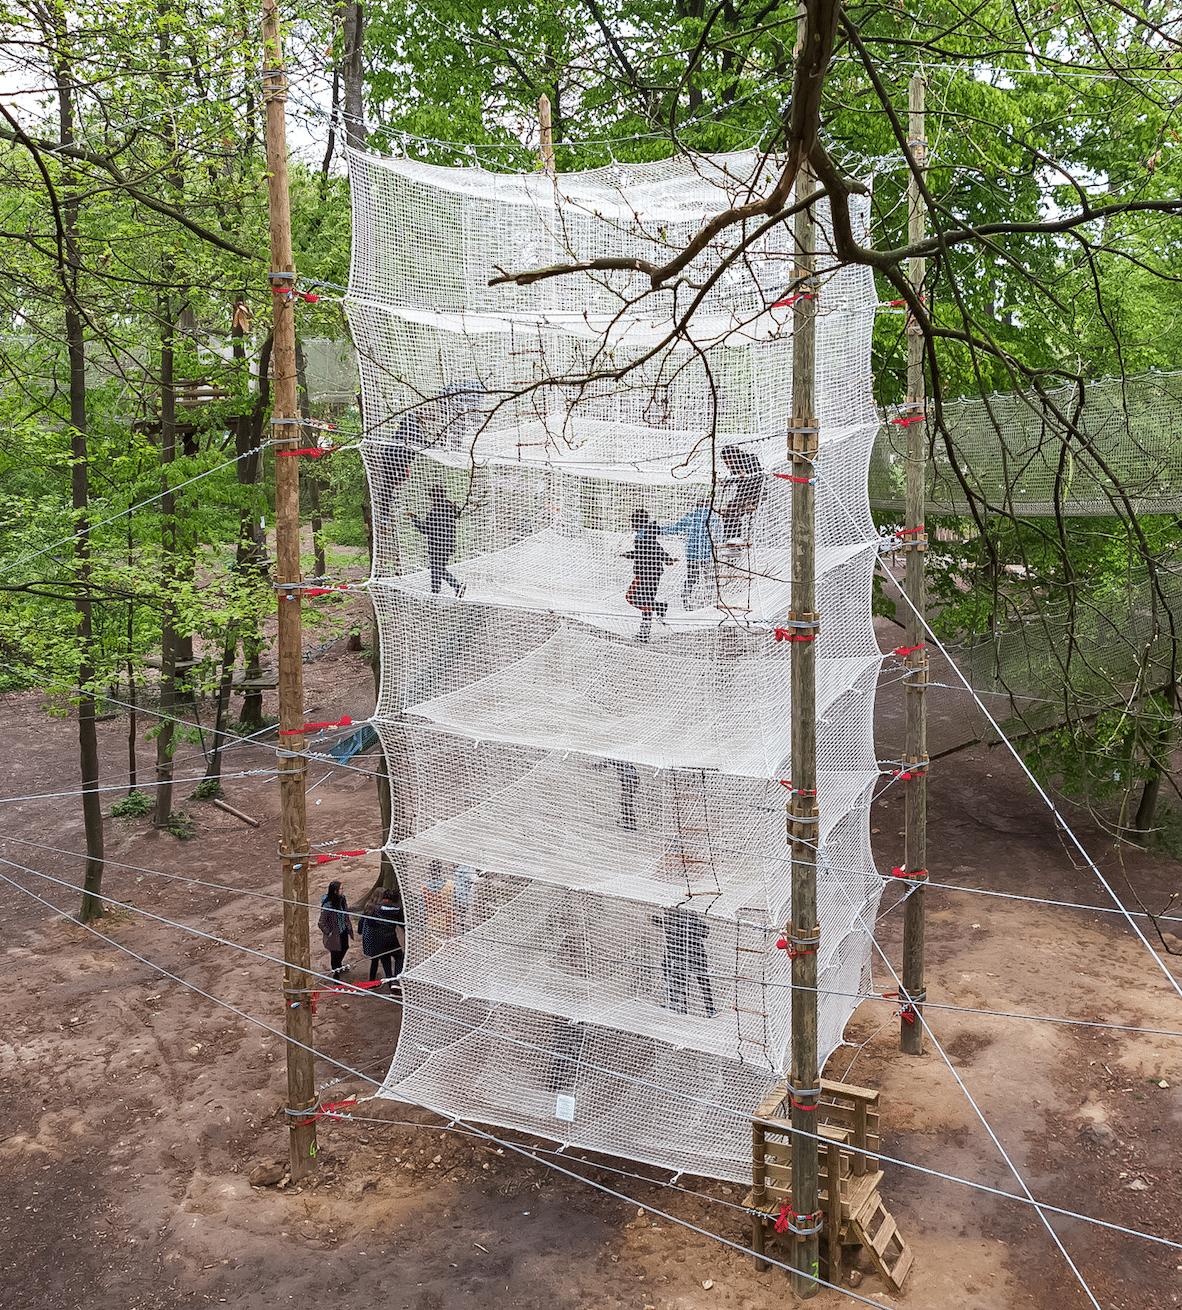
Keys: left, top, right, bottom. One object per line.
{"left": 743, "top": 1078, "right": 913, "bottom": 1292}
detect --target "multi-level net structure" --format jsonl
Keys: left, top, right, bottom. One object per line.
{"left": 346, "top": 148, "right": 884, "bottom": 1182}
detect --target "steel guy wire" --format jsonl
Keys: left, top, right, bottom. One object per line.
{"left": 0, "top": 662, "right": 387, "bottom": 789}
{"left": 0, "top": 768, "right": 277, "bottom": 805}
{"left": 5, "top": 850, "right": 1182, "bottom": 1252}
{"left": 6, "top": 833, "right": 1179, "bottom": 1041}
{"left": 0, "top": 437, "right": 273, "bottom": 579}
{"left": 815, "top": 463, "right": 1182, "bottom": 1007}
{"left": 830, "top": 876, "right": 1104, "bottom": 1310}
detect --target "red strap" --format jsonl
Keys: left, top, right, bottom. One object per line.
{"left": 890, "top": 415, "right": 925, "bottom": 427}
{"left": 778, "top": 780, "right": 817, "bottom": 795}
{"left": 276, "top": 447, "right": 333, "bottom": 457}
{"left": 772, "top": 472, "right": 815, "bottom": 484}
{"left": 774, "top": 628, "right": 816, "bottom": 643}
{"left": 892, "top": 642, "right": 925, "bottom": 656}
{"left": 301, "top": 584, "right": 351, "bottom": 597}
{"left": 896, "top": 524, "right": 925, "bottom": 535}
{"left": 771, "top": 292, "right": 815, "bottom": 308}
{"left": 279, "top": 715, "right": 353, "bottom": 736}
{"left": 314, "top": 849, "right": 368, "bottom": 864}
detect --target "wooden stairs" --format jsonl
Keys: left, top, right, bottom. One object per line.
{"left": 743, "top": 1078, "right": 913, "bottom": 1293}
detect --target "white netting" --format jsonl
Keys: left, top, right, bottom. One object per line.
{"left": 347, "top": 147, "right": 884, "bottom": 1182}
{"left": 870, "top": 372, "right": 1182, "bottom": 516}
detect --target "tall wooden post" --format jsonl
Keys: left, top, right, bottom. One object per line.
{"left": 900, "top": 73, "right": 928, "bottom": 1055}
{"left": 538, "top": 94, "right": 555, "bottom": 173}
{"left": 788, "top": 162, "right": 821, "bottom": 1299}
{"left": 262, "top": 0, "right": 318, "bottom": 1178}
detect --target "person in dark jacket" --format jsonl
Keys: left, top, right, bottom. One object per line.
{"left": 623, "top": 508, "right": 673, "bottom": 642}
{"left": 317, "top": 880, "right": 354, "bottom": 979}
{"left": 360, "top": 887, "right": 405, "bottom": 987}
{"left": 719, "top": 445, "right": 764, "bottom": 545}
{"left": 409, "top": 483, "right": 466, "bottom": 597}
{"left": 376, "top": 412, "right": 428, "bottom": 526}
{"left": 652, "top": 903, "right": 716, "bottom": 1017}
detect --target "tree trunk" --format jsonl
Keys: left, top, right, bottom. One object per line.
{"left": 1131, "top": 682, "right": 1177, "bottom": 842}
{"left": 153, "top": 295, "right": 179, "bottom": 827}
{"left": 233, "top": 326, "right": 272, "bottom": 730}
{"left": 341, "top": 1, "right": 366, "bottom": 151}
{"left": 52, "top": 34, "right": 105, "bottom": 922}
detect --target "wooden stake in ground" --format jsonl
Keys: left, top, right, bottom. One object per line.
{"left": 900, "top": 73, "right": 928, "bottom": 1056}
{"left": 788, "top": 163, "right": 821, "bottom": 1299}
{"left": 262, "top": 0, "right": 317, "bottom": 1179}
{"left": 538, "top": 94, "right": 555, "bottom": 173}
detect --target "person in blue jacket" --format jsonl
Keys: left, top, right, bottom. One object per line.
{"left": 660, "top": 498, "right": 720, "bottom": 607}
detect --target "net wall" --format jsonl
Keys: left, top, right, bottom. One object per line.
{"left": 871, "top": 372, "right": 1182, "bottom": 516}
{"left": 347, "top": 147, "right": 883, "bottom": 1183}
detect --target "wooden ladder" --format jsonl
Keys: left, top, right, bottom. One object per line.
{"left": 849, "top": 1190, "right": 914, "bottom": 1292}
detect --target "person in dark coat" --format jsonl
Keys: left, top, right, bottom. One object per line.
{"left": 409, "top": 483, "right": 466, "bottom": 597}
{"left": 719, "top": 445, "right": 764, "bottom": 544}
{"left": 360, "top": 887, "right": 405, "bottom": 987}
{"left": 623, "top": 508, "right": 673, "bottom": 641}
{"left": 653, "top": 903, "right": 716, "bottom": 1017}
{"left": 376, "top": 412, "right": 428, "bottom": 526}
{"left": 317, "top": 880, "right": 354, "bottom": 979}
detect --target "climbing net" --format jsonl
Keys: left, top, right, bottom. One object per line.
{"left": 346, "top": 147, "right": 884, "bottom": 1182}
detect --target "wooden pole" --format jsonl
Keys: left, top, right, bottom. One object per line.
{"left": 538, "top": 93, "right": 555, "bottom": 173}
{"left": 900, "top": 73, "right": 928, "bottom": 1055}
{"left": 788, "top": 162, "right": 821, "bottom": 1299}
{"left": 262, "top": 0, "right": 318, "bottom": 1179}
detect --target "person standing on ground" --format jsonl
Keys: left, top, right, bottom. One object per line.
{"left": 409, "top": 483, "right": 466, "bottom": 597}
{"left": 318, "top": 880, "right": 354, "bottom": 979}
{"left": 360, "top": 886, "right": 405, "bottom": 988}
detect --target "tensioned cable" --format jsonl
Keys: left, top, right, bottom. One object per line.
{"left": 816, "top": 463, "right": 1182, "bottom": 1006}
{"left": 831, "top": 870, "right": 1103, "bottom": 1309}
{"left": 0, "top": 855, "right": 916, "bottom": 1310}
{"left": 0, "top": 768, "right": 276, "bottom": 805}
{"left": 4, "top": 853, "right": 1180, "bottom": 1254}
{"left": 5, "top": 829, "right": 1179, "bottom": 1040}
{"left": 0, "top": 437, "right": 273, "bottom": 578}
{"left": 0, "top": 663, "right": 387, "bottom": 789}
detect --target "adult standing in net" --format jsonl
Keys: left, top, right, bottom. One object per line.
{"left": 719, "top": 445, "right": 765, "bottom": 546}
{"left": 376, "top": 411, "right": 428, "bottom": 526}
{"left": 660, "top": 497, "right": 721, "bottom": 607}
{"left": 318, "top": 880, "right": 355, "bottom": 979}
{"left": 623, "top": 508, "right": 673, "bottom": 641}
{"left": 653, "top": 903, "right": 717, "bottom": 1017}
{"left": 409, "top": 483, "right": 466, "bottom": 597}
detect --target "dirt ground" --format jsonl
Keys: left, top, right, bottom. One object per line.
{"left": 1, "top": 592, "right": 1181, "bottom": 1310}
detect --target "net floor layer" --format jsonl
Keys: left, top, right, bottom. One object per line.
{"left": 348, "top": 146, "right": 885, "bottom": 1180}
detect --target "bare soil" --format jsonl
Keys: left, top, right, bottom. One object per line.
{"left": 1, "top": 601, "right": 1180, "bottom": 1310}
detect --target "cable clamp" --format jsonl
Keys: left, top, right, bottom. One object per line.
{"left": 268, "top": 270, "right": 296, "bottom": 281}
{"left": 776, "top": 926, "right": 820, "bottom": 960}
